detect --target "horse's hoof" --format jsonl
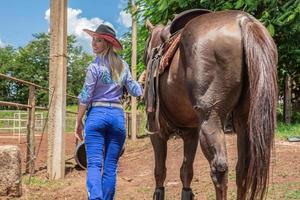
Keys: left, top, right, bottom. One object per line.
{"left": 153, "top": 187, "right": 165, "bottom": 200}
{"left": 181, "top": 188, "right": 194, "bottom": 200}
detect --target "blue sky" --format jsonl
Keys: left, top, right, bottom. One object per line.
{"left": 0, "top": 0, "right": 131, "bottom": 53}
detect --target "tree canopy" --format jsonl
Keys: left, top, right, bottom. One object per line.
{"left": 0, "top": 1, "right": 299, "bottom": 110}
{"left": 123, "top": 0, "right": 300, "bottom": 100}
{"left": 0, "top": 33, "right": 93, "bottom": 106}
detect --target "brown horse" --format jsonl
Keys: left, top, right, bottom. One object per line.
{"left": 144, "top": 10, "right": 277, "bottom": 200}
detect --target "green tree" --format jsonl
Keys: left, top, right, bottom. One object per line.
{"left": 67, "top": 37, "right": 93, "bottom": 105}
{"left": 0, "top": 33, "right": 93, "bottom": 106}
{"left": 0, "top": 46, "right": 17, "bottom": 102}
{"left": 122, "top": 0, "right": 300, "bottom": 106}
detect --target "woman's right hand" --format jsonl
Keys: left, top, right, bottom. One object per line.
{"left": 75, "top": 121, "right": 84, "bottom": 141}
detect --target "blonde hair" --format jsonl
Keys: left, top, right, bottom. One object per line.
{"left": 99, "top": 41, "right": 124, "bottom": 83}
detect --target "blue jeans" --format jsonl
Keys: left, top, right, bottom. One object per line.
{"left": 84, "top": 106, "right": 126, "bottom": 200}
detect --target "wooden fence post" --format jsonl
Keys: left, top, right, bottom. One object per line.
{"left": 26, "top": 85, "right": 36, "bottom": 174}
{"left": 284, "top": 75, "right": 291, "bottom": 124}
{"left": 130, "top": 0, "right": 138, "bottom": 140}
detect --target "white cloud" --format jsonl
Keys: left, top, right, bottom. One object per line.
{"left": 0, "top": 38, "right": 6, "bottom": 48}
{"left": 45, "top": 8, "right": 115, "bottom": 53}
{"left": 118, "top": 10, "right": 131, "bottom": 28}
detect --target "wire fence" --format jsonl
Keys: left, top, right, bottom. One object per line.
{"left": 0, "top": 110, "right": 147, "bottom": 138}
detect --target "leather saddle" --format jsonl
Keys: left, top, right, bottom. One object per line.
{"left": 170, "top": 8, "right": 212, "bottom": 34}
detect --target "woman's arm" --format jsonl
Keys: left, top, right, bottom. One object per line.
{"left": 75, "top": 104, "right": 87, "bottom": 141}
{"left": 76, "top": 104, "right": 87, "bottom": 123}
{"left": 75, "top": 63, "right": 98, "bottom": 141}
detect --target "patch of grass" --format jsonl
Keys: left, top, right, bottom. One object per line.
{"left": 268, "top": 182, "right": 300, "bottom": 200}
{"left": 284, "top": 189, "right": 300, "bottom": 200}
{"left": 276, "top": 122, "right": 300, "bottom": 140}
{"left": 228, "top": 189, "right": 237, "bottom": 200}
{"left": 66, "top": 105, "right": 78, "bottom": 113}
{"left": 228, "top": 170, "right": 236, "bottom": 181}
{"left": 23, "top": 176, "right": 51, "bottom": 187}
{"left": 203, "top": 182, "right": 215, "bottom": 199}
{"left": 23, "top": 175, "right": 65, "bottom": 189}
{"left": 0, "top": 109, "right": 76, "bottom": 133}
{"left": 0, "top": 110, "right": 16, "bottom": 118}
{"left": 137, "top": 186, "right": 151, "bottom": 193}
{"left": 278, "top": 171, "right": 289, "bottom": 179}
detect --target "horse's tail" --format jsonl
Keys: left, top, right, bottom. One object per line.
{"left": 239, "top": 14, "right": 278, "bottom": 199}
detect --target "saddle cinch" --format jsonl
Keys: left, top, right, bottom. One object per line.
{"left": 145, "top": 9, "right": 212, "bottom": 134}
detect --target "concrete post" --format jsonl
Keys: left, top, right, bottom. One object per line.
{"left": 48, "top": 0, "right": 68, "bottom": 179}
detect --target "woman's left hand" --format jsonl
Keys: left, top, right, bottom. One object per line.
{"left": 138, "top": 70, "right": 147, "bottom": 84}
{"left": 75, "top": 121, "right": 84, "bottom": 141}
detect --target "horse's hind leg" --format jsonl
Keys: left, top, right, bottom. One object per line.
{"left": 199, "top": 110, "right": 228, "bottom": 200}
{"left": 150, "top": 134, "right": 167, "bottom": 200}
{"left": 180, "top": 130, "right": 198, "bottom": 200}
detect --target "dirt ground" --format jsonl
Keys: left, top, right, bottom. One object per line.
{"left": 0, "top": 132, "right": 300, "bottom": 200}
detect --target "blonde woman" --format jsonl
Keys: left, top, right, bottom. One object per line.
{"left": 75, "top": 24, "right": 144, "bottom": 200}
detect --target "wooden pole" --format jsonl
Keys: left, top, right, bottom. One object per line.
{"left": 0, "top": 101, "right": 30, "bottom": 109}
{"left": 48, "top": 0, "right": 68, "bottom": 179}
{"left": 0, "top": 72, "right": 77, "bottom": 99}
{"left": 26, "top": 85, "right": 36, "bottom": 174}
{"left": 130, "top": 0, "right": 137, "bottom": 140}
{"left": 284, "top": 75, "right": 291, "bottom": 124}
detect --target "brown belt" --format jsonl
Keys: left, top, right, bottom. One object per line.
{"left": 91, "top": 102, "right": 123, "bottom": 109}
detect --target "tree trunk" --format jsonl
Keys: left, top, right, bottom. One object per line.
{"left": 284, "top": 75, "right": 291, "bottom": 124}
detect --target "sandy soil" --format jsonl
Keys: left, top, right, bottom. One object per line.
{"left": 0, "top": 132, "right": 299, "bottom": 200}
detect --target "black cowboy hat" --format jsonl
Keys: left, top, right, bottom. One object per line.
{"left": 83, "top": 24, "right": 123, "bottom": 50}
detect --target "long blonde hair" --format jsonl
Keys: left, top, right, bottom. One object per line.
{"left": 99, "top": 41, "right": 124, "bottom": 83}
